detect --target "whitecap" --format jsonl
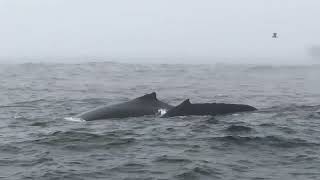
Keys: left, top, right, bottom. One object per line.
{"left": 64, "top": 117, "right": 86, "bottom": 122}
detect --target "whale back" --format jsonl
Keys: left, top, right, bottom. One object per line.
{"left": 77, "top": 92, "right": 173, "bottom": 121}
{"left": 162, "top": 99, "right": 257, "bottom": 117}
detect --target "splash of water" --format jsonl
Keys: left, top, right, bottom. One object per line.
{"left": 157, "top": 109, "right": 167, "bottom": 116}
{"left": 64, "top": 117, "right": 86, "bottom": 122}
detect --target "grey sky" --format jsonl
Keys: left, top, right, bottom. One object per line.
{"left": 0, "top": 0, "right": 319, "bottom": 63}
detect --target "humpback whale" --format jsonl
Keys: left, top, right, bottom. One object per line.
{"left": 161, "top": 99, "right": 257, "bottom": 118}
{"left": 76, "top": 92, "right": 173, "bottom": 121}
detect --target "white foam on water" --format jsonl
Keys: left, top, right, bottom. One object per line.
{"left": 158, "top": 109, "right": 167, "bottom": 116}
{"left": 64, "top": 117, "right": 86, "bottom": 122}
{"left": 14, "top": 115, "right": 24, "bottom": 119}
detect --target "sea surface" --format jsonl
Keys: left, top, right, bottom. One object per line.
{"left": 1, "top": 61, "right": 320, "bottom": 180}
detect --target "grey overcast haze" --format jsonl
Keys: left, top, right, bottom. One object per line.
{"left": 0, "top": 0, "right": 319, "bottom": 64}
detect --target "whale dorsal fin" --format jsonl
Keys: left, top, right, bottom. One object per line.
{"left": 139, "top": 92, "right": 157, "bottom": 101}
{"left": 172, "top": 99, "right": 191, "bottom": 108}
{"left": 160, "top": 99, "right": 190, "bottom": 117}
{"left": 182, "top": 99, "right": 191, "bottom": 105}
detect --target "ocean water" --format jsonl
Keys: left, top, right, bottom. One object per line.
{"left": 0, "top": 61, "right": 320, "bottom": 180}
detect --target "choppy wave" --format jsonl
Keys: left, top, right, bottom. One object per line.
{"left": 212, "top": 135, "right": 319, "bottom": 148}
{"left": 225, "top": 125, "right": 253, "bottom": 133}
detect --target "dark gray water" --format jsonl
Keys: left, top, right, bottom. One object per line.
{"left": 1, "top": 62, "right": 320, "bottom": 180}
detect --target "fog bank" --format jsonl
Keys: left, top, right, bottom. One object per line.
{"left": 0, "top": 0, "right": 319, "bottom": 64}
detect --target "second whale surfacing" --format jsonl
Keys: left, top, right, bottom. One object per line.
{"left": 76, "top": 92, "right": 173, "bottom": 121}
{"left": 161, "top": 99, "right": 257, "bottom": 118}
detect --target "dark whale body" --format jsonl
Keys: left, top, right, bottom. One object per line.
{"left": 76, "top": 92, "right": 173, "bottom": 121}
{"left": 162, "top": 99, "right": 257, "bottom": 118}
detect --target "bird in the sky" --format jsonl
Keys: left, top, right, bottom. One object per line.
{"left": 272, "top": 33, "right": 278, "bottom": 38}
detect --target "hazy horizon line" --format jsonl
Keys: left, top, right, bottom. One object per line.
{"left": 0, "top": 55, "right": 318, "bottom": 66}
